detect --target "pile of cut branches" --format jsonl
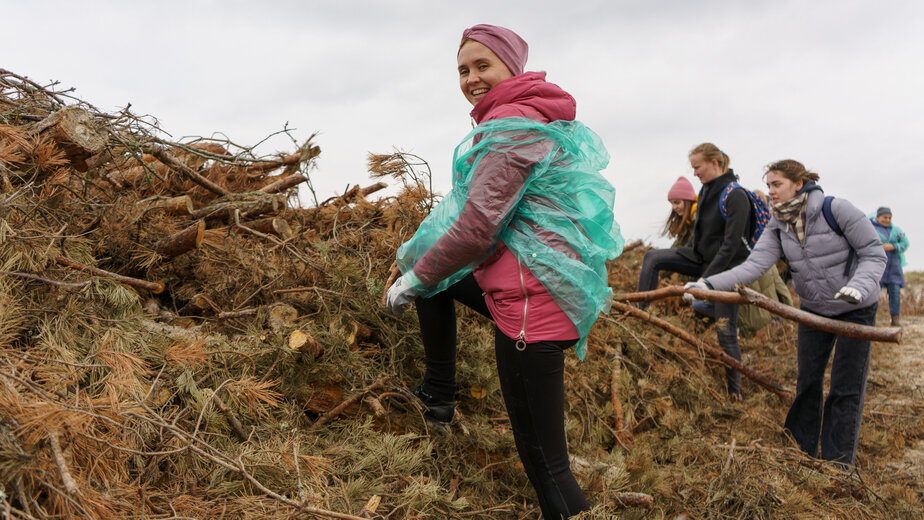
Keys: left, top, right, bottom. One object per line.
{"left": 1, "top": 67, "right": 921, "bottom": 519}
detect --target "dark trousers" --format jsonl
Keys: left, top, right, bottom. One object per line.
{"left": 637, "top": 248, "right": 742, "bottom": 393}
{"left": 416, "top": 274, "right": 589, "bottom": 519}
{"left": 784, "top": 303, "right": 877, "bottom": 466}
{"left": 882, "top": 282, "right": 901, "bottom": 316}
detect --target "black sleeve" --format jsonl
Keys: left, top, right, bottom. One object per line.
{"left": 702, "top": 188, "right": 750, "bottom": 277}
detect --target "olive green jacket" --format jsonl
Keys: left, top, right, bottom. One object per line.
{"left": 739, "top": 264, "right": 792, "bottom": 336}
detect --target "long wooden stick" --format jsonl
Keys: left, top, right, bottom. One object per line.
{"left": 609, "top": 301, "right": 792, "bottom": 398}
{"left": 55, "top": 256, "right": 165, "bottom": 294}
{"left": 615, "top": 285, "right": 901, "bottom": 343}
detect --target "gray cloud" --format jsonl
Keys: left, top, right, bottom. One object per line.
{"left": 6, "top": 0, "right": 922, "bottom": 267}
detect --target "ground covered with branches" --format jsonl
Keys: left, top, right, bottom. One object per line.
{"left": 1, "top": 67, "right": 922, "bottom": 519}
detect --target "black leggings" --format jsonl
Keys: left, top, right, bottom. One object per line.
{"left": 415, "top": 274, "right": 589, "bottom": 519}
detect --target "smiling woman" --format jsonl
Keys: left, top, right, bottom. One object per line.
{"left": 457, "top": 40, "right": 514, "bottom": 106}
{"left": 383, "top": 23, "right": 623, "bottom": 519}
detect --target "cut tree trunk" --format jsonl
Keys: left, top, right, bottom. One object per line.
{"left": 243, "top": 217, "right": 293, "bottom": 239}
{"left": 289, "top": 329, "right": 323, "bottom": 357}
{"left": 136, "top": 195, "right": 194, "bottom": 216}
{"left": 267, "top": 303, "right": 298, "bottom": 331}
{"left": 155, "top": 195, "right": 195, "bottom": 215}
{"left": 191, "top": 194, "right": 287, "bottom": 223}
{"left": 32, "top": 107, "right": 108, "bottom": 171}
{"left": 155, "top": 220, "right": 205, "bottom": 259}
{"left": 260, "top": 174, "right": 307, "bottom": 194}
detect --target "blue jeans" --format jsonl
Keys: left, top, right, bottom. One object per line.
{"left": 638, "top": 248, "right": 742, "bottom": 394}
{"left": 784, "top": 303, "right": 877, "bottom": 466}
{"left": 692, "top": 300, "right": 714, "bottom": 318}
{"left": 882, "top": 283, "right": 901, "bottom": 316}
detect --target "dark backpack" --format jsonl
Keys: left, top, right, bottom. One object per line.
{"left": 775, "top": 195, "right": 856, "bottom": 276}
{"left": 718, "top": 181, "right": 771, "bottom": 250}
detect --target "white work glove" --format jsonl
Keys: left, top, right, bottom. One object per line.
{"left": 834, "top": 286, "right": 862, "bottom": 305}
{"left": 683, "top": 278, "right": 708, "bottom": 303}
{"left": 384, "top": 276, "right": 417, "bottom": 317}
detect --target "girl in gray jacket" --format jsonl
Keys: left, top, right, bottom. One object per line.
{"left": 686, "top": 159, "right": 886, "bottom": 466}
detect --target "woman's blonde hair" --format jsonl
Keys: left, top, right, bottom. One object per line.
{"left": 689, "top": 143, "right": 730, "bottom": 174}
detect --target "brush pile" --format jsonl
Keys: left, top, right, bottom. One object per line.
{"left": 1, "top": 68, "right": 921, "bottom": 519}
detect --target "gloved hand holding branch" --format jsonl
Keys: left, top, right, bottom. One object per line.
{"left": 618, "top": 284, "right": 901, "bottom": 344}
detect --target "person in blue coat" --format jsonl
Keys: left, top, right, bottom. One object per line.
{"left": 870, "top": 207, "right": 910, "bottom": 326}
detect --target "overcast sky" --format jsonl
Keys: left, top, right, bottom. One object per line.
{"left": 5, "top": 0, "right": 923, "bottom": 268}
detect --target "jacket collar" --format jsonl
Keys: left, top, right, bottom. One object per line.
{"left": 470, "top": 71, "right": 576, "bottom": 124}
{"left": 704, "top": 169, "right": 737, "bottom": 188}
{"left": 699, "top": 169, "right": 737, "bottom": 199}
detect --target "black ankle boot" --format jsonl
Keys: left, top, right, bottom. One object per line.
{"left": 389, "top": 385, "right": 455, "bottom": 424}
{"left": 411, "top": 386, "right": 455, "bottom": 423}
{"left": 891, "top": 314, "right": 901, "bottom": 326}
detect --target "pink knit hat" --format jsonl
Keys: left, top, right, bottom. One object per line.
{"left": 460, "top": 24, "right": 529, "bottom": 76}
{"left": 667, "top": 176, "right": 696, "bottom": 201}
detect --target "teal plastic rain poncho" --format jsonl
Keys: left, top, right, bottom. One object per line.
{"left": 396, "top": 117, "right": 623, "bottom": 358}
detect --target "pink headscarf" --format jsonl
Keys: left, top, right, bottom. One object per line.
{"left": 460, "top": 24, "right": 529, "bottom": 76}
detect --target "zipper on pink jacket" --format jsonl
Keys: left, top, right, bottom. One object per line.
{"left": 516, "top": 260, "right": 528, "bottom": 351}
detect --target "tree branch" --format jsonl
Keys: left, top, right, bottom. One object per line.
{"left": 142, "top": 145, "right": 231, "bottom": 196}
{"left": 55, "top": 256, "right": 165, "bottom": 293}
{"left": 607, "top": 302, "right": 792, "bottom": 398}
{"left": 615, "top": 285, "right": 901, "bottom": 343}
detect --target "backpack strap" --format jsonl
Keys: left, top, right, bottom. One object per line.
{"left": 821, "top": 196, "right": 855, "bottom": 277}
{"left": 821, "top": 196, "right": 842, "bottom": 235}
{"left": 719, "top": 182, "right": 757, "bottom": 249}
{"left": 718, "top": 182, "right": 739, "bottom": 220}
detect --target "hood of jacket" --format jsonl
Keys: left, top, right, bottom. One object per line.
{"left": 796, "top": 181, "right": 823, "bottom": 196}
{"left": 470, "top": 71, "right": 576, "bottom": 124}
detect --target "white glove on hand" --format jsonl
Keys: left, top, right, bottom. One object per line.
{"left": 385, "top": 276, "right": 417, "bottom": 317}
{"left": 834, "top": 286, "right": 862, "bottom": 304}
{"left": 683, "top": 278, "right": 708, "bottom": 303}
